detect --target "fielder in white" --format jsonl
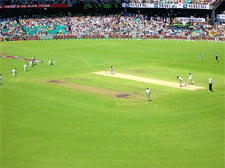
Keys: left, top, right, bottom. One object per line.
{"left": 23, "top": 64, "right": 28, "bottom": 71}
{"left": 32, "top": 56, "right": 35, "bottom": 62}
{"left": 49, "top": 60, "right": 53, "bottom": 65}
{"left": 30, "top": 60, "right": 33, "bottom": 67}
{"left": 146, "top": 88, "right": 151, "bottom": 101}
{"left": 12, "top": 68, "right": 16, "bottom": 76}
{"left": 199, "top": 53, "right": 202, "bottom": 62}
{"left": 110, "top": 66, "right": 114, "bottom": 75}
{"left": 188, "top": 73, "right": 194, "bottom": 85}
{"left": 32, "top": 56, "right": 36, "bottom": 65}
{"left": 215, "top": 52, "right": 218, "bottom": 62}
{"left": 177, "top": 76, "right": 186, "bottom": 87}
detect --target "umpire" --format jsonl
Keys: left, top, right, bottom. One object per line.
{"left": 209, "top": 78, "right": 213, "bottom": 92}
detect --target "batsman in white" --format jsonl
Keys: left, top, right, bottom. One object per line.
{"left": 177, "top": 76, "right": 186, "bottom": 87}
{"left": 188, "top": 73, "right": 194, "bottom": 85}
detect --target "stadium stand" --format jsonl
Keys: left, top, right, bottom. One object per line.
{"left": 0, "top": 0, "right": 224, "bottom": 41}
{"left": 1, "top": 15, "right": 224, "bottom": 40}
{"left": 19, "top": 17, "right": 70, "bottom": 36}
{"left": 0, "top": 19, "right": 26, "bottom": 38}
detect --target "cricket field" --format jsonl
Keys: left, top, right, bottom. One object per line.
{"left": 0, "top": 39, "right": 224, "bottom": 167}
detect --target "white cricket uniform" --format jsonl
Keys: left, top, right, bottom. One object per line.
{"left": 0, "top": 75, "right": 2, "bottom": 84}
{"left": 110, "top": 67, "right": 114, "bottom": 74}
{"left": 199, "top": 54, "right": 202, "bottom": 62}
{"left": 12, "top": 69, "right": 16, "bottom": 76}
{"left": 49, "top": 60, "right": 53, "bottom": 65}
{"left": 146, "top": 89, "right": 151, "bottom": 101}
{"left": 30, "top": 61, "right": 33, "bottom": 67}
{"left": 32, "top": 57, "right": 36, "bottom": 65}
{"left": 188, "top": 75, "right": 193, "bottom": 84}
{"left": 23, "top": 64, "right": 27, "bottom": 71}
{"left": 179, "top": 77, "right": 186, "bottom": 86}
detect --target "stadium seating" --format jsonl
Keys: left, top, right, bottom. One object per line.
{"left": 19, "top": 18, "right": 70, "bottom": 36}
{"left": 0, "top": 20, "right": 26, "bottom": 38}
{"left": 0, "top": 16, "right": 224, "bottom": 39}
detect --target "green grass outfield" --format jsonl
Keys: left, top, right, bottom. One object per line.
{"left": 0, "top": 39, "right": 224, "bottom": 167}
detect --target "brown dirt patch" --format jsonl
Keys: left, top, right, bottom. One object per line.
{"left": 115, "top": 93, "right": 130, "bottom": 98}
{"left": 92, "top": 71, "right": 205, "bottom": 91}
{"left": 47, "top": 80, "right": 65, "bottom": 83}
{"left": 47, "top": 81, "right": 144, "bottom": 101}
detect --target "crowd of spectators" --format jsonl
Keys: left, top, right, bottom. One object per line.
{"left": 0, "top": 15, "right": 224, "bottom": 39}
{"left": 127, "top": 0, "right": 215, "bottom": 5}
{"left": 70, "top": 15, "right": 224, "bottom": 37}
{"left": 0, "top": 19, "right": 26, "bottom": 38}
{"left": 70, "top": 16, "right": 171, "bottom": 36}
{"left": 19, "top": 17, "right": 70, "bottom": 36}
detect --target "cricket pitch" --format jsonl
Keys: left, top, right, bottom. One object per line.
{"left": 92, "top": 71, "right": 205, "bottom": 91}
